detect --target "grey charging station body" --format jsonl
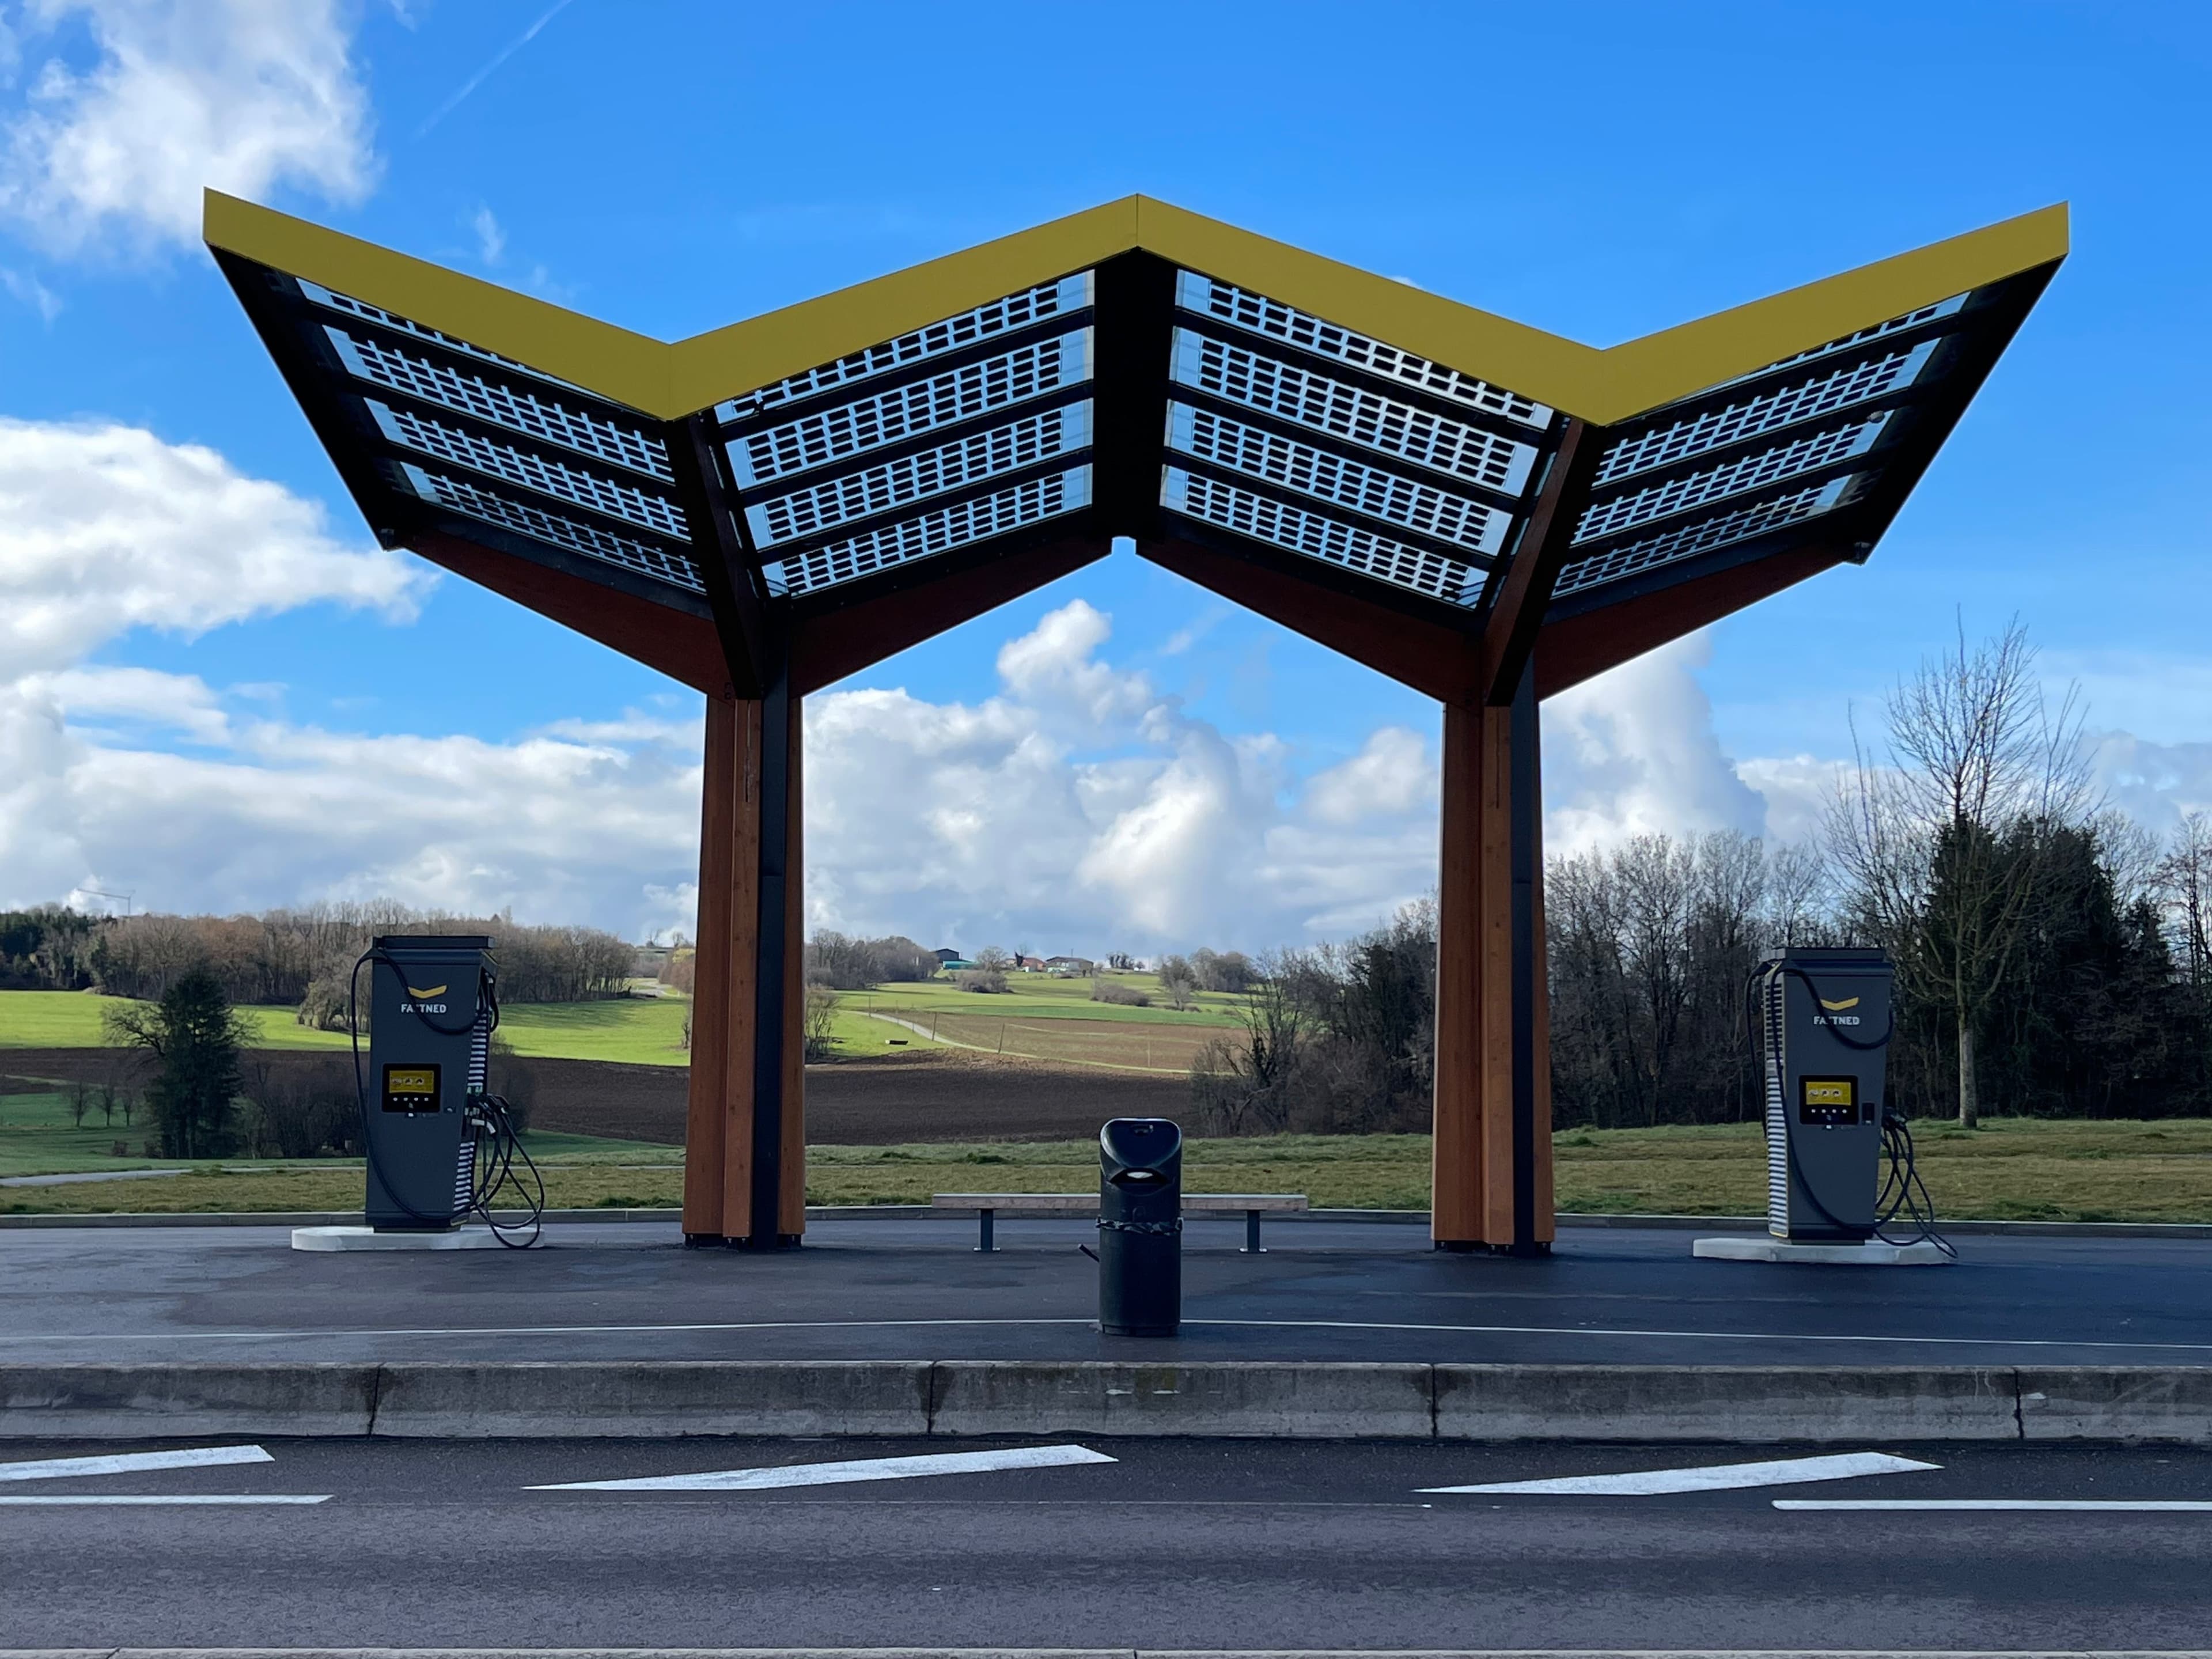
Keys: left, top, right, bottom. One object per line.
{"left": 364, "top": 934, "right": 492, "bottom": 1232}
{"left": 1758, "top": 946, "right": 1893, "bottom": 1242}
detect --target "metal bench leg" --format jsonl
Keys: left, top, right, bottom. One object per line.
{"left": 1243, "top": 1209, "right": 1264, "bottom": 1253}
{"left": 977, "top": 1209, "right": 995, "bottom": 1253}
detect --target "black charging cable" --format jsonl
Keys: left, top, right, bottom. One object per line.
{"left": 347, "top": 946, "right": 544, "bottom": 1247}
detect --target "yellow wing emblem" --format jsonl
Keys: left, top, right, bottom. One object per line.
{"left": 1819, "top": 995, "right": 1861, "bottom": 1012}
{"left": 406, "top": 983, "right": 449, "bottom": 999}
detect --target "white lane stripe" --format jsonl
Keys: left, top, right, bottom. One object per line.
{"left": 0, "top": 1494, "right": 329, "bottom": 1506}
{"left": 532, "top": 1443, "right": 1116, "bottom": 1492}
{"left": 0, "top": 1444, "right": 271, "bottom": 1483}
{"left": 1423, "top": 1450, "right": 1939, "bottom": 1496}
{"left": 9, "top": 1316, "right": 2212, "bottom": 1357}
{"left": 1778, "top": 1498, "right": 2212, "bottom": 1512}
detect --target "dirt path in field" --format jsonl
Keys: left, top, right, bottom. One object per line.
{"left": 860, "top": 1011, "right": 1192, "bottom": 1074}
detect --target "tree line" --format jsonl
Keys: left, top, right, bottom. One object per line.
{"left": 2, "top": 902, "right": 638, "bottom": 1017}
{"left": 1195, "top": 623, "right": 2212, "bottom": 1133}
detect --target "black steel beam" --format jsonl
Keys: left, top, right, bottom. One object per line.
{"left": 1089, "top": 251, "right": 1178, "bottom": 541}
{"left": 667, "top": 413, "right": 775, "bottom": 698}
{"left": 745, "top": 661, "right": 797, "bottom": 1249}
{"left": 1481, "top": 417, "right": 1605, "bottom": 706}
{"left": 1506, "top": 665, "right": 1544, "bottom": 1256}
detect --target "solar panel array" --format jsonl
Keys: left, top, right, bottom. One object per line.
{"left": 297, "top": 279, "right": 702, "bottom": 597}
{"left": 1160, "top": 272, "right": 1554, "bottom": 608}
{"left": 245, "top": 244, "right": 2011, "bottom": 645}
{"left": 714, "top": 275, "right": 1099, "bottom": 598}
{"left": 1555, "top": 291, "right": 1974, "bottom": 600}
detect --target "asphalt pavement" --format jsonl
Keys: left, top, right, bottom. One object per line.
{"left": 3, "top": 1216, "right": 2210, "bottom": 1365}
{"left": 2, "top": 1434, "right": 2211, "bottom": 1649}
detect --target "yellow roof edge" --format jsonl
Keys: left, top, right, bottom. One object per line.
{"left": 668, "top": 197, "right": 1144, "bottom": 416}
{"left": 207, "top": 188, "right": 2068, "bottom": 429}
{"left": 203, "top": 189, "right": 676, "bottom": 415}
{"left": 1131, "top": 195, "right": 1607, "bottom": 410}
{"left": 1594, "top": 203, "right": 2070, "bottom": 423}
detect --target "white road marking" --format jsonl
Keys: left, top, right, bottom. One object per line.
{"left": 1778, "top": 1498, "right": 2212, "bottom": 1512}
{"left": 0, "top": 1444, "right": 272, "bottom": 1483}
{"left": 532, "top": 1442, "right": 1116, "bottom": 1492}
{"left": 0, "top": 1504, "right": 327, "bottom": 1513}
{"left": 1423, "top": 1450, "right": 1939, "bottom": 1496}
{"left": 9, "top": 1317, "right": 2212, "bottom": 1357}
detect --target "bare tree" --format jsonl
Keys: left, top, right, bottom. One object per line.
{"left": 1826, "top": 619, "right": 2092, "bottom": 1126}
{"left": 1156, "top": 953, "right": 1200, "bottom": 1010}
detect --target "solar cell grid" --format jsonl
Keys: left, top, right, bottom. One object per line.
{"left": 396, "top": 463, "right": 704, "bottom": 593}
{"left": 715, "top": 273, "right": 1094, "bottom": 423}
{"left": 1172, "top": 329, "right": 1536, "bottom": 496}
{"left": 1554, "top": 475, "right": 1860, "bottom": 598}
{"left": 298, "top": 280, "right": 601, "bottom": 397}
{"left": 730, "top": 331, "right": 1090, "bottom": 487}
{"left": 368, "top": 402, "right": 688, "bottom": 540}
{"left": 328, "top": 328, "right": 672, "bottom": 480}
{"left": 1162, "top": 466, "right": 1488, "bottom": 608}
{"left": 1714, "top": 293, "right": 1969, "bottom": 391}
{"left": 764, "top": 467, "right": 1092, "bottom": 597}
{"left": 1168, "top": 403, "right": 1508, "bottom": 556}
{"left": 1175, "top": 271, "right": 1552, "bottom": 429}
{"left": 1596, "top": 340, "right": 1938, "bottom": 485}
{"left": 747, "top": 404, "right": 1092, "bottom": 547}
{"left": 1574, "top": 413, "right": 1891, "bottom": 544}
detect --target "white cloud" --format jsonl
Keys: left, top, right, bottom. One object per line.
{"left": 1304, "top": 726, "right": 1432, "bottom": 826}
{"left": 10, "top": 426, "right": 2209, "bottom": 950}
{"left": 469, "top": 203, "right": 503, "bottom": 266}
{"left": 0, "top": 417, "right": 426, "bottom": 674}
{"left": 1540, "top": 630, "right": 1771, "bottom": 855}
{"left": 0, "top": 0, "right": 376, "bottom": 255}
{"left": 0, "top": 262, "right": 58, "bottom": 318}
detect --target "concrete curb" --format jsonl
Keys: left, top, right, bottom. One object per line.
{"left": 26, "top": 1652, "right": 2187, "bottom": 1659}
{"left": 4, "top": 1361, "right": 2209, "bottom": 1443}
{"left": 7, "top": 1206, "right": 2212, "bottom": 1238}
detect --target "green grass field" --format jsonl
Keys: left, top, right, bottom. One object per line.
{"left": 1, "top": 977, "right": 1233, "bottom": 1073}
{"left": 6, "top": 1104, "right": 2211, "bottom": 1222}
{"left": 0, "top": 1078, "right": 676, "bottom": 1180}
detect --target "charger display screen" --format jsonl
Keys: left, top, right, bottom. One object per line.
{"left": 381, "top": 1064, "right": 441, "bottom": 1113}
{"left": 1798, "top": 1074, "right": 1857, "bottom": 1126}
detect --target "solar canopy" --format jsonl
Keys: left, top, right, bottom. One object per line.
{"left": 207, "top": 194, "right": 2066, "bottom": 708}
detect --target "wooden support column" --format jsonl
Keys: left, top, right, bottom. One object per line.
{"left": 1432, "top": 418, "right": 1600, "bottom": 1253}
{"left": 679, "top": 680, "right": 805, "bottom": 1247}
{"left": 1431, "top": 680, "right": 1555, "bottom": 1252}
{"left": 668, "top": 407, "right": 804, "bottom": 1249}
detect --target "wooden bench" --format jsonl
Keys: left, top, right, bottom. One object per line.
{"left": 931, "top": 1192, "right": 1309, "bottom": 1253}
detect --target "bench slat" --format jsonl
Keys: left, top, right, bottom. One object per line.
{"left": 930, "top": 1192, "right": 1307, "bottom": 1211}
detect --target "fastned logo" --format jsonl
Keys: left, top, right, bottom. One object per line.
{"left": 406, "top": 983, "right": 449, "bottom": 999}
{"left": 1819, "top": 996, "right": 1860, "bottom": 1011}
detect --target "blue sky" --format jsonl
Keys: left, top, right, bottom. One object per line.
{"left": 1, "top": 1, "right": 2206, "bottom": 951}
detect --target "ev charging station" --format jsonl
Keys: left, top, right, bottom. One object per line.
{"left": 1696, "top": 946, "right": 1949, "bottom": 1266}
{"left": 362, "top": 935, "right": 494, "bottom": 1232}
{"left": 291, "top": 934, "right": 543, "bottom": 1252}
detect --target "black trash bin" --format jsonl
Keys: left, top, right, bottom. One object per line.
{"left": 1098, "top": 1117, "right": 1182, "bottom": 1336}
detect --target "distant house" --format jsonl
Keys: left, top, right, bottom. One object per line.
{"left": 931, "top": 948, "right": 963, "bottom": 964}
{"left": 1046, "top": 955, "right": 1094, "bottom": 975}
{"left": 1014, "top": 955, "right": 1047, "bottom": 972}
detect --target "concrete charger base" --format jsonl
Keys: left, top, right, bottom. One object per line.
{"left": 291, "top": 1224, "right": 504, "bottom": 1252}
{"left": 1694, "top": 1234, "right": 1950, "bottom": 1266}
